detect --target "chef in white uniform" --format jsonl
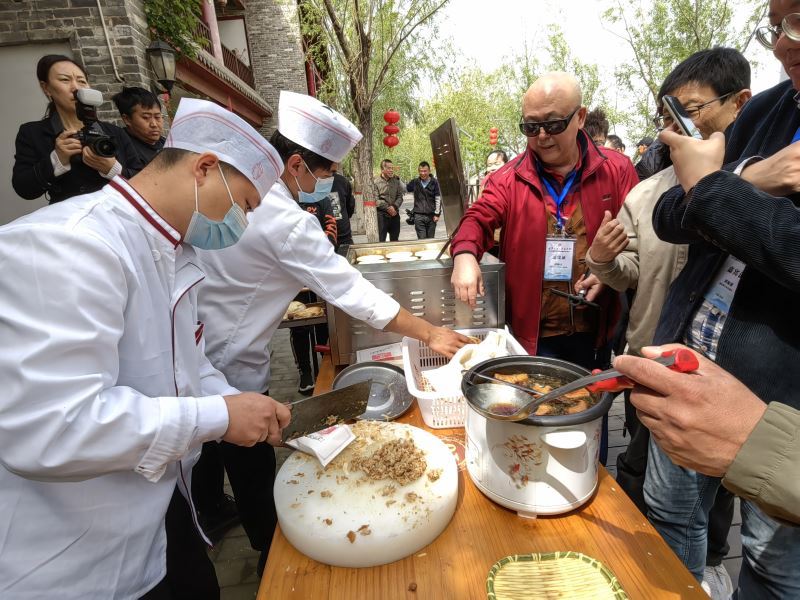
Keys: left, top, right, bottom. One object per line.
{"left": 0, "top": 98, "right": 290, "bottom": 600}
{"left": 194, "top": 91, "right": 470, "bottom": 571}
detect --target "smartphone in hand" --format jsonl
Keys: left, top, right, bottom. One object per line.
{"left": 661, "top": 95, "right": 703, "bottom": 140}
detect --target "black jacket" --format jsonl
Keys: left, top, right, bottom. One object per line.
{"left": 652, "top": 80, "right": 800, "bottom": 409}
{"left": 406, "top": 176, "right": 441, "bottom": 215}
{"left": 299, "top": 194, "right": 338, "bottom": 249}
{"left": 124, "top": 129, "right": 165, "bottom": 167}
{"left": 13, "top": 112, "right": 145, "bottom": 204}
{"left": 634, "top": 138, "right": 671, "bottom": 181}
{"left": 328, "top": 173, "right": 355, "bottom": 244}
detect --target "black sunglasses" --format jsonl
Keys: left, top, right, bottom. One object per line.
{"left": 519, "top": 108, "right": 580, "bottom": 137}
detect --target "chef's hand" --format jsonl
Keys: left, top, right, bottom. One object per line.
{"left": 426, "top": 326, "right": 472, "bottom": 358}
{"left": 588, "top": 210, "right": 628, "bottom": 263}
{"left": 613, "top": 344, "right": 766, "bottom": 477}
{"left": 658, "top": 129, "right": 725, "bottom": 192}
{"left": 574, "top": 273, "right": 604, "bottom": 302}
{"left": 82, "top": 147, "right": 118, "bottom": 176}
{"left": 740, "top": 141, "right": 800, "bottom": 196}
{"left": 223, "top": 392, "right": 292, "bottom": 447}
{"left": 452, "top": 253, "right": 484, "bottom": 309}
{"left": 54, "top": 129, "right": 83, "bottom": 165}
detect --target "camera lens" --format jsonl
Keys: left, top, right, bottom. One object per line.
{"left": 93, "top": 137, "right": 117, "bottom": 158}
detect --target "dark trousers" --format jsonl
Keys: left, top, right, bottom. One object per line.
{"left": 140, "top": 487, "right": 220, "bottom": 600}
{"left": 414, "top": 214, "right": 437, "bottom": 239}
{"left": 289, "top": 289, "right": 328, "bottom": 376}
{"left": 192, "top": 440, "right": 278, "bottom": 553}
{"left": 536, "top": 332, "right": 612, "bottom": 464}
{"left": 378, "top": 212, "right": 400, "bottom": 241}
{"left": 616, "top": 389, "right": 734, "bottom": 566}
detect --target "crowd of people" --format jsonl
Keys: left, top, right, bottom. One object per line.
{"left": 451, "top": 1, "right": 800, "bottom": 596}
{"left": 3, "top": 1, "right": 800, "bottom": 597}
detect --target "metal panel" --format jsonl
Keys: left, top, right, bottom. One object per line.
{"left": 429, "top": 118, "right": 468, "bottom": 237}
{"left": 328, "top": 239, "right": 506, "bottom": 365}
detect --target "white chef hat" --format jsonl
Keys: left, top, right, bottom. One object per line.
{"left": 165, "top": 98, "right": 283, "bottom": 199}
{"left": 278, "top": 91, "right": 363, "bottom": 162}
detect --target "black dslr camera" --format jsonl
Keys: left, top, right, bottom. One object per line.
{"left": 405, "top": 209, "right": 415, "bottom": 225}
{"left": 73, "top": 88, "right": 116, "bottom": 158}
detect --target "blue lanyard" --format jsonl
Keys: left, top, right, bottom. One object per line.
{"left": 541, "top": 171, "right": 578, "bottom": 230}
{"left": 792, "top": 125, "right": 800, "bottom": 144}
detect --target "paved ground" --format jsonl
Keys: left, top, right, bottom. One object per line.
{"left": 209, "top": 201, "right": 743, "bottom": 598}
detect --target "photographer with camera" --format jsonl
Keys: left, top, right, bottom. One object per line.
{"left": 12, "top": 55, "right": 143, "bottom": 204}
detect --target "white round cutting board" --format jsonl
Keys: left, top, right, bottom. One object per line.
{"left": 274, "top": 421, "right": 458, "bottom": 568}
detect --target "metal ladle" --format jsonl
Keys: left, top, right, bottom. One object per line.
{"left": 465, "top": 382, "right": 553, "bottom": 422}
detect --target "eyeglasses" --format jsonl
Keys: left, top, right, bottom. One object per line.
{"left": 519, "top": 108, "right": 580, "bottom": 137}
{"left": 651, "top": 92, "right": 734, "bottom": 129}
{"left": 756, "top": 12, "right": 800, "bottom": 50}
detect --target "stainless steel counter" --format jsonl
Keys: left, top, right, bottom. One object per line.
{"left": 327, "top": 240, "right": 505, "bottom": 364}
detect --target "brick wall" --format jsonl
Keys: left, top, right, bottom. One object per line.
{"left": 3, "top": 0, "right": 309, "bottom": 133}
{"left": 243, "top": 0, "right": 308, "bottom": 134}
{"left": 0, "top": 0, "right": 156, "bottom": 123}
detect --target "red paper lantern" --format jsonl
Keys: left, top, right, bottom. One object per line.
{"left": 489, "top": 126, "right": 499, "bottom": 146}
{"left": 383, "top": 109, "right": 400, "bottom": 148}
{"left": 383, "top": 109, "right": 401, "bottom": 124}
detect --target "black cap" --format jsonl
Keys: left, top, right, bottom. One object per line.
{"left": 637, "top": 137, "right": 654, "bottom": 147}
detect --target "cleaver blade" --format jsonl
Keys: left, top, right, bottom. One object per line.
{"left": 280, "top": 380, "right": 372, "bottom": 442}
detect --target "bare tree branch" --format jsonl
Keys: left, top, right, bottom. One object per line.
{"left": 321, "top": 0, "right": 353, "bottom": 66}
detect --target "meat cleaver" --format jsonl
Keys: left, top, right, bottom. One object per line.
{"left": 280, "top": 380, "right": 372, "bottom": 443}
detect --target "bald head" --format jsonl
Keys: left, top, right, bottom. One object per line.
{"left": 523, "top": 72, "right": 582, "bottom": 115}
{"left": 520, "top": 72, "right": 587, "bottom": 174}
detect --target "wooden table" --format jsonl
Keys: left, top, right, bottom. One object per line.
{"left": 258, "top": 356, "right": 705, "bottom": 599}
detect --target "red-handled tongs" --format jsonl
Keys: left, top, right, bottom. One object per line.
{"left": 584, "top": 348, "right": 699, "bottom": 393}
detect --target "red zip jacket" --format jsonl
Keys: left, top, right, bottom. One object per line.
{"left": 452, "top": 131, "right": 638, "bottom": 354}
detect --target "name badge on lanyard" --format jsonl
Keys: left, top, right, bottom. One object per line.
{"left": 544, "top": 235, "right": 576, "bottom": 281}
{"left": 541, "top": 170, "right": 578, "bottom": 281}
{"left": 704, "top": 255, "right": 745, "bottom": 314}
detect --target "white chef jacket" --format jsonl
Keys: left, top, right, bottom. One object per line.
{"left": 0, "top": 177, "right": 235, "bottom": 599}
{"left": 197, "top": 180, "right": 400, "bottom": 391}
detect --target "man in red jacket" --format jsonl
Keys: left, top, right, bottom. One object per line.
{"left": 451, "top": 72, "right": 638, "bottom": 367}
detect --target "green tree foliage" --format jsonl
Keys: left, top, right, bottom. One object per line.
{"left": 390, "top": 27, "right": 614, "bottom": 183}
{"left": 299, "top": 0, "right": 450, "bottom": 241}
{"left": 602, "top": 0, "right": 765, "bottom": 141}
{"left": 144, "top": 0, "right": 207, "bottom": 59}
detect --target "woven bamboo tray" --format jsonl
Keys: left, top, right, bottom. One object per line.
{"left": 486, "top": 552, "right": 629, "bottom": 600}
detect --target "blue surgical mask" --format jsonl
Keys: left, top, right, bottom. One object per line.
{"left": 185, "top": 164, "right": 248, "bottom": 250}
{"left": 295, "top": 160, "right": 334, "bottom": 204}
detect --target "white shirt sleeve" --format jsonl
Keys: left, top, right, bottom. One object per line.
{"left": 0, "top": 226, "right": 226, "bottom": 483}
{"left": 282, "top": 217, "right": 400, "bottom": 329}
{"left": 50, "top": 149, "right": 71, "bottom": 177}
{"left": 733, "top": 156, "right": 763, "bottom": 176}
{"left": 102, "top": 160, "right": 123, "bottom": 180}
